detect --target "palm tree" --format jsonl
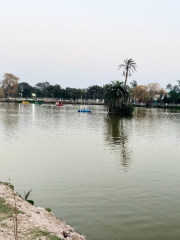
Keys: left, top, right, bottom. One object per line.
{"left": 104, "top": 80, "right": 130, "bottom": 113}
{"left": 118, "top": 59, "right": 137, "bottom": 85}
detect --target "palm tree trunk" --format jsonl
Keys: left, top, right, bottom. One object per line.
{"left": 125, "top": 68, "right": 128, "bottom": 85}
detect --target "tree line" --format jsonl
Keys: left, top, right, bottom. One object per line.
{"left": 1, "top": 59, "right": 180, "bottom": 106}
{"left": 0, "top": 73, "right": 180, "bottom": 104}
{"left": 0, "top": 73, "right": 104, "bottom": 100}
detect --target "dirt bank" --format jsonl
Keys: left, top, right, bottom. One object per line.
{"left": 0, "top": 183, "right": 86, "bottom": 240}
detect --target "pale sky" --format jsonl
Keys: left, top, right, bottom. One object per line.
{"left": 0, "top": 0, "right": 180, "bottom": 88}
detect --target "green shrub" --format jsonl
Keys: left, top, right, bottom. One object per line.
{"left": 45, "top": 208, "right": 51, "bottom": 212}
{"left": 0, "top": 198, "right": 13, "bottom": 215}
{"left": 27, "top": 200, "right": 34, "bottom": 205}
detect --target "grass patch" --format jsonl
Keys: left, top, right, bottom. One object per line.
{"left": 0, "top": 197, "right": 13, "bottom": 223}
{"left": 1, "top": 222, "right": 8, "bottom": 227}
{"left": 28, "top": 228, "right": 62, "bottom": 240}
{"left": 0, "top": 197, "right": 23, "bottom": 222}
{"left": 0, "top": 216, "right": 8, "bottom": 222}
{"left": 0, "top": 197, "right": 14, "bottom": 215}
{"left": 45, "top": 208, "right": 52, "bottom": 212}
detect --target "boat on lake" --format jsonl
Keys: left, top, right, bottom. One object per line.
{"left": 35, "top": 102, "right": 42, "bottom": 105}
{"left": 22, "top": 101, "right": 29, "bottom": 104}
{"left": 78, "top": 109, "right": 91, "bottom": 113}
{"left": 55, "top": 101, "right": 63, "bottom": 106}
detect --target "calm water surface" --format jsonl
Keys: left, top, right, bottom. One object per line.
{"left": 0, "top": 103, "right": 180, "bottom": 240}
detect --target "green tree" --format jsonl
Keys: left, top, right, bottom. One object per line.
{"left": 46, "top": 85, "right": 55, "bottom": 97}
{"left": 87, "top": 85, "right": 103, "bottom": 99}
{"left": 65, "top": 87, "right": 75, "bottom": 99}
{"left": 35, "top": 82, "right": 50, "bottom": 97}
{"left": 53, "top": 84, "right": 62, "bottom": 98}
{"left": 118, "top": 59, "right": 137, "bottom": 85}
{"left": 130, "top": 80, "right": 138, "bottom": 88}
{"left": 166, "top": 84, "right": 180, "bottom": 104}
{"left": 177, "top": 80, "right": 180, "bottom": 88}
{"left": 18, "top": 82, "right": 33, "bottom": 98}
{"left": 104, "top": 80, "right": 133, "bottom": 114}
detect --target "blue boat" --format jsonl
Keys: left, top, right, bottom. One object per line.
{"left": 35, "top": 102, "right": 42, "bottom": 105}
{"left": 78, "top": 109, "right": 91, "bottom": 113}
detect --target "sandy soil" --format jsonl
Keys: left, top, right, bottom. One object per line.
{"left": 0, "top": 184, "right": 86, "bottom": 240}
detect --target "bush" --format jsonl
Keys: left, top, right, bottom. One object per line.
{"left": 45, "top": 208, "right": 51, "bottom": 212}
{"left": 27, "top": 200, "right": 34, "bottom": 205}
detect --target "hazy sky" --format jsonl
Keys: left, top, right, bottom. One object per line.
{"left": 0, "top": 0, "right": 180, "bottom": 88}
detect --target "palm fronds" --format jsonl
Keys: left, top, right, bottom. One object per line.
{"left": 118, "top": 58, "right": 137, "bottom": 84}
{"left": 24, "top": 189, "right": 32, "bottom": 200}
{"left": 104, "top": 80, "right": 131, "bottom": 114}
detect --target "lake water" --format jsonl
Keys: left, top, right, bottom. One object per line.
{"left": 0, "top": 103, "right": 180, "bottom": 240}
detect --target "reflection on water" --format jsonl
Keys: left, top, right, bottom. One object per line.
{"left": 133, "top": 107, "right": 180, "bottom": 144}
{"left": 104, "top": 115, "right": 132, "bottom": 170}
{"left": 1, "top": 103, "right": 180, "bottom": 240}
{"left": 0, "top": 103, "right": 20, "bottom": 141}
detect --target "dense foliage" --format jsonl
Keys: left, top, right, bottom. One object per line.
{"left": 164, "top": 82, "right": 180, "bottom": 104}
{"left": 104, "top": 80, "right": 134, "bottom": 114}
{"left": 1, "top": 78, "right": 105, "bottom": 100}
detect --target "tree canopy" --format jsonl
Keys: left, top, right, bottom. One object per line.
{"left": 118, "top": 59, "right": 137, "bottom": 85}
{"left": 132, "top": 83, "right": 166, "bottom": 104}
{"left": 1, "top": 73, "right": 19, "bottom": 98}
{"left": 130, "top": 80, "right": 137, "bottom": 89}
{"left": 104, "top": 80, "right": 133, "bottom": 114}
{"left": 165, "top": 81, "right": 180, "bottom": 104}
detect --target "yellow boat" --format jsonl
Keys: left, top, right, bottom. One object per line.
{"left": 22, "top": 101, "right": 29, "bottom": 104}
